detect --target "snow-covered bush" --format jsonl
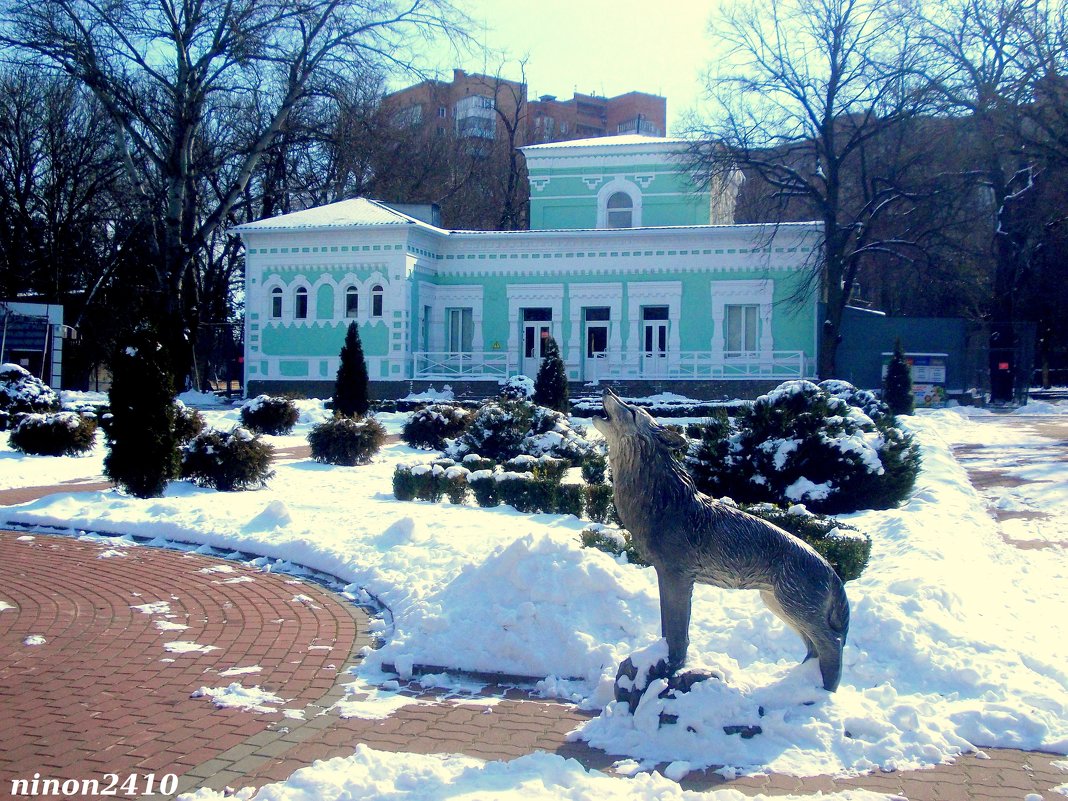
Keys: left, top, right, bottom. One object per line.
{"left": 308, "top": 416, "right": 385, "bottom": 466}
{"left": 173, "top": 401, "right": 206, "bottom": 444}
{"left": 685, "top": 380, "right": 920, "bottom": 514}
{"left": 519, "top": 406, "right": 594, "bottom": 465}
{"left": 581, "top": 525, "right": 645, "bottom": 565}
{"left": 401, "top": 403, "right": 472, "bottom": 450}
{"left": 502, "top": 454, "right": 569, "bottom": 483}
{"left": 734, "top": 502, "right": 871, "bottom": 582}
{"left": 818, "top": 379, "right": 892, "bottom": 425}
{"left": 460, "top": 453, "right": 495, "bottom": 472}
{"left": 9, "top": 412, "right": 96, "bottom": 456}
{"left": 446, "top": 400, "right": 534, "bottom": 462}
{"left": 0, "top": 363, "right": 59, "bottom": 430}
{"left": 181, "top": 427, "right": 274, "bottom": 491}
{"left": 498, "top": 374, "right": 535, "bottom": 401}
{"left": 467, "top": 468, "right": 500, "bottom": 507}
{"left": 240, "top": 395, "right": 299, "bottom": 435}
{"left": 392, "top": 461, "right": 470, "bottom": 503}
{"left": 581, "top": 450, "right": 609, "bottom": 485}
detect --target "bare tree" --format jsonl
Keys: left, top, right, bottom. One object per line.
{"left": 914, "top": 0, "right": 1067, "bottom": 400}
{"left": 690, "top": 0, "right": 928, "bottom": 377}
{"left": 1, "top": 0, "right": 467, "bottom": 383}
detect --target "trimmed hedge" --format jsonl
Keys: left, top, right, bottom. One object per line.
{"left": 182, "top": 427, "right": 275, "bottom": 491}
{"left": 240, "top": 395, "right": 299, "bottom": 435}
{"left": 9, "top": 412, "right": 97, "bottom": 456}
{"left": 308, "top": 416, "right": 385, "bottom": 466}
{"left": 174, "top": 402, "right": 206, "bottom": 444}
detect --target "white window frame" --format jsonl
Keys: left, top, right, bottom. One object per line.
{"left": 596, "top": 178, "right": 642, "bottom": 228}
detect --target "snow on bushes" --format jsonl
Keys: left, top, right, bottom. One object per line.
{"left": 240, "top": 395, "right": 299, "bottom": 435}
{"left": 8, "top": 412, "right": 97, "bottom": 456}
{"left": 0, "top": 363, "right": 59, "bottom": 429}
{"left": 445, "top": 400, "right": 532, "bottom": 463}
{"left": 401, "top": 404, "right": 472, "bottom": 450}
{"left": 686, "top": 379, "right": 920, "bottom": 514}
{"left": 499, "top": 374, "right": 535, "bottom": 401}
{"left": 181, "top": 427, "right": 274, "bottom": 491}
{"left": 173, "top": 401, "right": 206, "bottom": 444}
{"left": 308, "top": 416, "right": 386, "bottom": 466}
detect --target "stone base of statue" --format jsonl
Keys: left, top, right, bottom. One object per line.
{"left": 613, "top": 654, "right": 762, "bottom": 738}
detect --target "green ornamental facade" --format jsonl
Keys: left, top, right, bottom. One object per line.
{"left": 237, "top": 136, "right": 821, "bottom": 399}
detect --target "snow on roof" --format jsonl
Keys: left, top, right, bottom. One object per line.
{"left": 520, "top": 134, "right": 690, "bottom": 152}
{"left": 233, "top": 198, "right": 443, "bottom": 234}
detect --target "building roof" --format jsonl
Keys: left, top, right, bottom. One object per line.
{"left": 232, "top": 198, "right": 444, "bottom": 234}
{"left": 520, "top": 134, "right": 689, "bottom": 153}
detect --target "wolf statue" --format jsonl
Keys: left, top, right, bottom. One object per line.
{"left": 592, "top": 388, "right": 850, "bottom": 693}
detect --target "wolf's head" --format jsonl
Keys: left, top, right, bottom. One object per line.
{"left": 591, "top": 388, "right": 687, "bottom": 454}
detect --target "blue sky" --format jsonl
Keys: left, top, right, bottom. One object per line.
{"left": 401, "top": 0, "right": 720, "bottom": 134}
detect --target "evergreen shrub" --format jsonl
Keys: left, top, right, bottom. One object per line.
{"left": 0, "top": 363, "right": 60, "bottom": 430}
{"left": 737, "top": 502, "right": 871, "bottom": 582}
{"left": 104, "top": 331, "right": 181, "bottom": 498}
{"left": 495, "top": 471, "right": 557, "bottom": 514}
{"left": 883, "top": 339, "right": 915, "bottom": 415}
{"left": 584, "top": 483, "right": 616, "bottom": 524}
{"left": 308, "top": 416, "right": 385, "bottom": 466}
{"left": 580, "top": 526, "right": 646, "bottom": 565}
{"left": 241, "top": 395, "right": 299, "bottom": 435}
{"left": 468, "top": 469, "right": 500, "bottom": 507}
{"left": 581, "top": 452, "right": 608, "bottom": 484}
{"left": 533, "top": 336, "right": 569, "bottom": 412}
{"left": 9, "top": 412, "right": 97, "bottom": 456}
{"left": 174, "top": 402, "right": 206, "bottom": 444}
{"left": 333, "top": 321, "right": 370, "bottom": 417}
{"left": 402, "top": 403, "right": 472, "bottom": 450}
{"left": 447, "top": 400, "right": 534, "bottom": 462}
{"left": 555, "top": 483, "right": 585, "bottom": 518}
{"left": 393, "top": 465, "right": 418, "bottom": 501}
{"left": 685, "top": 380, "right": 920, "bottom": 514}
{"left": 460, "top": 454, "right": 495, "bottom": 471}
{"left": 499, "top": 374, "right": 535, "bottom": 401}
{"left": 181, "top": 427, "right": 275, "bottom": 491}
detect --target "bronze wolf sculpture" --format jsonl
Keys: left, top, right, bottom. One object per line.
{"left": 592, "top": 388, "right": 850, "bottom": 692}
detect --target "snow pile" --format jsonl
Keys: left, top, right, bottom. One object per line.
{"left": 0, "top": 362, "right": 59, "bottom": 416}
{"left": 176, "top": 744, "right": 893, "bottom": 800}
{"left": 401, "top": 385, "right": 455, "bottom": 402}
{"left": 1, "top": 406, "right": 1066, "bottom": 777}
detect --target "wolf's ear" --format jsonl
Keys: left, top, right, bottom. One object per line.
{"left": 655, "top": 426, "right": 687, "bottom": 450}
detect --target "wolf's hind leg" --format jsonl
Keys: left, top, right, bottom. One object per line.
{"left": 657, "top": 569, "right": 694, "bottom": 672}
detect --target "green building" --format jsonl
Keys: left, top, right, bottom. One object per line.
{"left": 236, "top": 135, "right": 821, "bottom": 399}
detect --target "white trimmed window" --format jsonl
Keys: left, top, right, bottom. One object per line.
{"left": 345, "top": 287, "right": 359, "bottom": 318}
{"left": 270, "top": 287, "right": 283, "bottom": 319}
{"left": 294, "top": 287, "right": 309, "bottom": 320}
{"left": 725, "top": 304, "right": 759, "bottom": 354}
{"left": 605, "top": 192, "right": 633, "bottom": 228}
{"left": 446, "top": 308, "right": 473, "bottom": 354}
{"left": 371, "top": 285, "right": 384, "bottom": 317}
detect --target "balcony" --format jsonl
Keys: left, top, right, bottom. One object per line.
{"left": 413, "top": 351, "right": 513, "bottom": 380}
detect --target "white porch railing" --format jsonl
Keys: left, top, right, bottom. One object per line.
{"left": 413, "top": 351, "right": 514, "bottom": 380}
{"left": 412, "top": 350, "right": 809, "bottom": 381}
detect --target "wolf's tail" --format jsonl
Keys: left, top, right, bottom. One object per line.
{"left": 827, "top": 578, "right": 850, "bottom": 640}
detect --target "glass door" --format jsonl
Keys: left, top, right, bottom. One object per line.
{"left": 584, "top": 307, "right": 610, "bottom": 381}
{"left": 521, "top": 308, "right": 552, "bottom": 376}
{"left": 642, "top": 306, "right": 669, "bottom": 377}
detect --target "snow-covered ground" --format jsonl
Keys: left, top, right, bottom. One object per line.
{"left": 2, "top": 397, "right": 1067, "bottom": 798}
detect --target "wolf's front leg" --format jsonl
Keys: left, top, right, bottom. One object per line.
{"left": 657, "top": 568, "right": 695, "bottom": 672}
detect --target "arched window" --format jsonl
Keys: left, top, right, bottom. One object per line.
{"left": 371, "top": 284, "right": 384, "bottom": 317}
{"left": 345, "top": 286, "right": 359, "bottom": 318}
{"left": 294, "top": 286, "right": 308, "bottom": 319}
{"left": 270, "top": 287, "right": 283, "bottom": 319}
{"left": 606, "top": 192, "right": 633, "bottom": 228}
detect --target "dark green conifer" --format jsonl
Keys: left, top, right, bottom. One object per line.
{"left": 533, "top": 335, "right": 569, "bottom": 412}
{"left": 333, "top": 321, "right": 370, "bottom": 417}
{"left": 104, "top": 329, "right": 180, "bottom": 497}
{"left": 883, "top": 339, "right": 915, "bottom": 415}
